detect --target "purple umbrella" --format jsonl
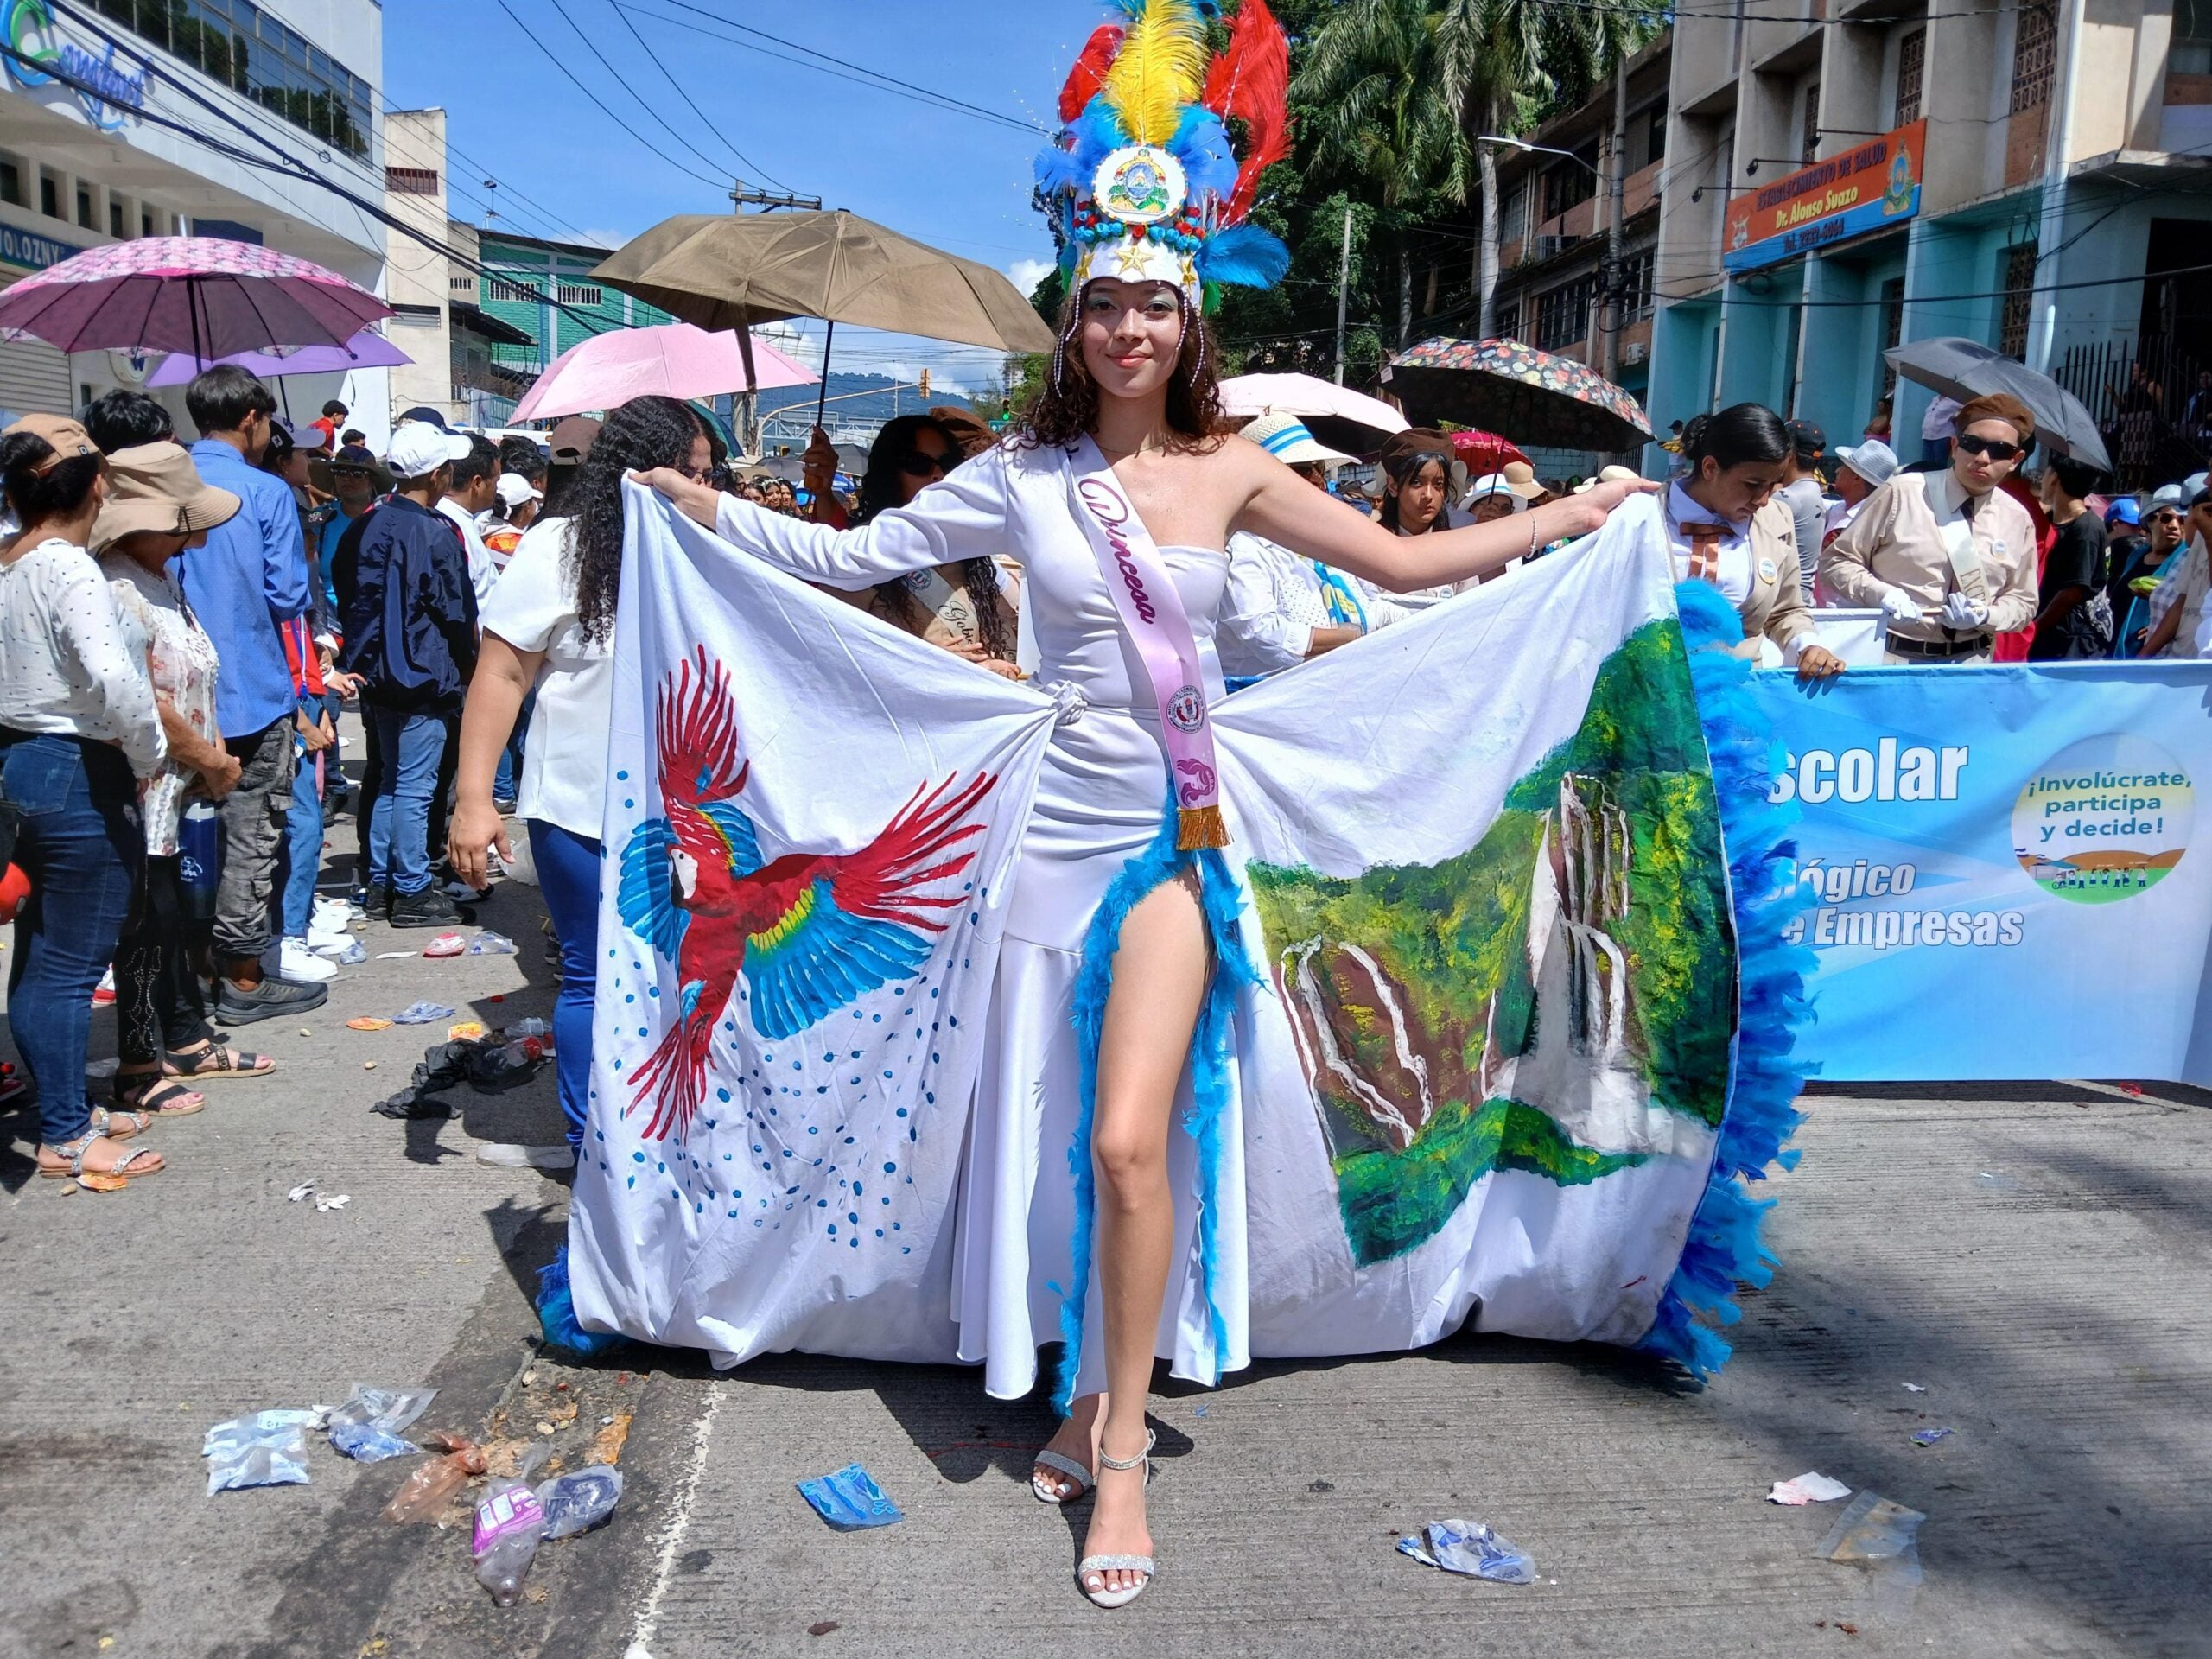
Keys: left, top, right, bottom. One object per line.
{"left": 0, "top": 236, "right": 391, "bottom": 359}
{"left": 145, "top": 330, "right": 412, "bottom": 387}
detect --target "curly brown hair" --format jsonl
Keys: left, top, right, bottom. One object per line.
{"left": 1018, "top": 288, "right": 1227, "bottom": 453}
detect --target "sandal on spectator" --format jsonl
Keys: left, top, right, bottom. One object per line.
{"left": 38, "top": 1130, "right": 164, "bottom": 1180}
{"left": 86, "top": 1104, "right": 152, "bottom": 1140}
{"left": 114, "top": 1072, "right": 207, "bottom": 1116}
{"left": 163, "top": 1043, "right": 274, "bottom": 1079}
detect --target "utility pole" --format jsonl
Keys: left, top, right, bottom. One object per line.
{"left": 1599, "top": 55, "right": 1629, "bottom": 382}
{"left": 728, "top": 181, "right": 823, "bottom": 456}
{"left": 1334, "top": 204, "right": 1353, "bottom": 385}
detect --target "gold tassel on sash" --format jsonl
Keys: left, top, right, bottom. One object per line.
{"left": 1177, "top": 804, "right": 1230, "bottom": 850}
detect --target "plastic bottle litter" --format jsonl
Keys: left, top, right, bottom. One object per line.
{"left": 474, "top": 1478, "right": 548, "bottom": 1605}
{"left": 203, "top": 1408, "right": 321, "bottom": 1495}
{"left": 393, "top": 1001, "right": 456, "bottom": 1025}
{"left": 508, "top": 1016, "right": 551, "bottom": 1041}
{"left": 327, "top": 1384, "right": 437, "bottom": 1462}
{"left": 466, "top": 931, "right": 518, "bottom": 956}
{"left": 797, "top": 1463, "right": 903, "bottom": 1530}
{"left": 1396, "top": 1518, "right": 1536, "bottom": 1583}
{"left": 537, "top": 1465, "right": 625, "bottom": 1539}
{"left": 384, "top": 1433, "right": 486, "bottom": 1523}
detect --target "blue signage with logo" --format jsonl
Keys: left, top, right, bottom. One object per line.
{"left": 3, "top": 0, "right": 149, "bottom": 131}
{"left": 0, "top": 221, "right": 85, "bottom": 271}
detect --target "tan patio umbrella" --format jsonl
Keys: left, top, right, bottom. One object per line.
{"left": 592, "top": 211, "right": 1057, "bottom": 427}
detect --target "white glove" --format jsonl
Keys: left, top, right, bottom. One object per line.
{"left": 1942, "top": 591, "right": 1992, "bottom": 631}
{"left": 1877, "top": 586, "right": 1923, "bottom": 624}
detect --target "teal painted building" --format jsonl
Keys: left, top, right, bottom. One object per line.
{"left": 474, "top": 229, "right": 677, "bottom": 379}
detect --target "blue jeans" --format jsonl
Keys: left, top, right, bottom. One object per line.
{"left": 366, "top": 705, "right": 448, "bottom": 896}
{"left": 528, "top": 818, "right": 598, "bottom": 1149}
{"left": 282, "top": 694, "right": 325, "bottom": 938}
{"left": 2, "top": 734, "right": 143, "bottom": 1147}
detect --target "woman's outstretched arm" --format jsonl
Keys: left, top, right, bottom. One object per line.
{"left": 635, "top": 443, "right": 1007, "bottom": 588}
{"left": 1229, "top": 436, "right": 1654, "bottom": 591}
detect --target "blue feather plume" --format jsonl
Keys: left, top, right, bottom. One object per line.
{"left": 1196, "top": 221, "right": 1290, "bottom": 289}
{"left": 1172, "top": 107, "right": 1239, "bottom": 206}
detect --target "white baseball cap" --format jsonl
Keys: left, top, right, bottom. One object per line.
{"left": 494, "top": 470, "right": 543, "bottom": 510}
{"left": 1835, "top": 437, "right": 1899, "bottom": 489}
{"left": 385, "top": 420, "right": 472, "bottom": 480}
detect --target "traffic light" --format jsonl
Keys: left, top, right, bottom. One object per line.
{"left": 918, "top": 369, "right": 931, "bottom": 397}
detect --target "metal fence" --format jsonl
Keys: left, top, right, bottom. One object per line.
{"left": 2052, "top": 334, "right": 2212, "bottom": 490}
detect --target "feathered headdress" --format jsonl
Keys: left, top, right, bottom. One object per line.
{"left": 1033, "top": 0, "right": 1293, "bottom": 308}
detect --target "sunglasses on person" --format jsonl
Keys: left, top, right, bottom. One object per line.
{"left": 1954, "top": 434, "right": 2023, "bottom": 461}
{"left": 899, "top": 449, "right": 952, "bottom": 478}
{"left": 2148, "top": 508, "right": 2185, "bottom": 524}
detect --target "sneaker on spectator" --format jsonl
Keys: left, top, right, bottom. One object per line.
{"left": 389, "top": 886, "right": 463, "bottom": 929}
{"left": 92, "top": 966, "right": 116, "bottom": 1007}
{"left": 278, "top": 938, "right": 339, "bottom": 982}
{"left": 492, "top": 794, "right": 518, "bottom": 815}
{"left": 215, "top": 974, "right": 327, "bottom": 1025}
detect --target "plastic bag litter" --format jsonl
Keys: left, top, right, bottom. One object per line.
{"left": 537, "top": 1465, "right": 624, "bottom": 1539}
{"left": 203, "top": 1408, "right": 321, "bottom": 1495}
{"left": 1396, "top": 1519, "right": 1536, "bottom": 1584}
{"left": 1769, "top": 1472, "right": 1853, "bottom": 1505}
{"left": 371, "top": 1036, "right": 550, "bottom": 1118}
{"left": 474, "top": 1477, "right": 546, "bottom": 1605}
{"left": 327, "top": 1385, "right": 437, "bottom": 1461}
{"left": 1911, "top": 1427, "right": 1955, "bottom": 1446}
{"left": 465, "top": 931, "right": 518, "bottom": 956}
{"left": 393, "top": 1001, "right": 455, "bottom": 1025}
{"left": 1816, "top": 1490, "right": 1927, "bottom": 1616}
{"left": 422, "top": 932, "right": 467, "bottom": 958}
{"left": 797, "top": 1463, "right": 902, "bottom": 1530}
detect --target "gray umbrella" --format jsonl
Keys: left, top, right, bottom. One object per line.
{"left": 1883, "top": 337, "right": 2112, "bottom": 474}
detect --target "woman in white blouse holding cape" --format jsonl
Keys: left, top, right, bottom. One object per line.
{"left": 640, "top": 272, "right": 1651, "bottom": 1605}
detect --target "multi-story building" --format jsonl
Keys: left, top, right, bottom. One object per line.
{"left": 1646, "top": 0, "right": 2212, "bottom": 485}
{"left": 474, "top": 228, "right": 677, "bottom": 414}
{"left": 0, "top": 0, "right": 390, "bottom": 439}
{"left": 1479, "top": 30, "right": 1672, "bottom": 474}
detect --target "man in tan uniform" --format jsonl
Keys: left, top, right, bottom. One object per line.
{"left": 1820, "top": 391, "right": 2040, "bottom": 664}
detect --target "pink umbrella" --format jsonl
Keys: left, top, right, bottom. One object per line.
{"left": 0, "top": 236, "right": 391, "bottom": 359}
{"left": 510, "top": 323, "right": 815, "bottom": 423}
{"left": 145, "top": 329, "right": 412, "bottom": 387}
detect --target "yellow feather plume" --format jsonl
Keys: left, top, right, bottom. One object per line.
{"left": 1102, "top": 0, "right": 1207, "bottom": 147}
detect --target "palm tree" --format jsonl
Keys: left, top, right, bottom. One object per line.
{"left": 1296, "top": 0, "right": 1657, "bottom": 346}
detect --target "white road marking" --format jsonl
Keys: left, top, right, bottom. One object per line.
{"left": 627, "top": 1380, "right": 721, "bottom": 1657}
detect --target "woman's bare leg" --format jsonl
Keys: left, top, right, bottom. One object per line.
{"left": 1079, "top": 870, "right": 1210, "bottom": 1598}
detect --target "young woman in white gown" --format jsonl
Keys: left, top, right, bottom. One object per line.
{"left": 639, "top": 273, "right": 1649, "bottom": 1604}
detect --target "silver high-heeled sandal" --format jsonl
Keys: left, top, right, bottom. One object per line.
{"left": 1076, "top": 1429, "right": 1156, "bottom": 1610}
{"left": 1032, "top": 1448, "right": 1094, "bottom": 1503}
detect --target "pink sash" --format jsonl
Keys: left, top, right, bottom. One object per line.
{"left": 1063, "top": 437, "right": 1228, "bottom": 851}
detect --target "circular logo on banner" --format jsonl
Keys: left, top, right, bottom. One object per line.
{"left": 2011, "top": 734, "right": 2194, "bottom": 905}
{"left": 1166, "top": 684, "right": 1205, "bottom": 733}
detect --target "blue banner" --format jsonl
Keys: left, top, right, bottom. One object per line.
{"left": 1748, "top": 662, "right": 2212, "bottom": 1084}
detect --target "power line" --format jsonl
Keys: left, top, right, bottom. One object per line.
{"left": 490, "top": 0, "right": 727, "bottom": 190}
{"left": 544, "top": 0, "right": 745, "bottom": 187}
{"left": 602, "top": 0, "right": 793, "bottom": 193}
{"left": 613, "top": 0, "right": 1045, "bottom": 134}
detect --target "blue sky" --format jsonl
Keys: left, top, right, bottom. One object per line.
{"left": 383, "top": 0, "right": 1100, "bottom": 395}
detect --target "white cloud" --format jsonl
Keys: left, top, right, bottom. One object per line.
{"left": 1005, "top": 257, "right": 1055, "bottom": 300}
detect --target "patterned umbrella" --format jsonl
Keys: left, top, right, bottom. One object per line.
{"left": 0, "top": 236, "right": 391, "bottom": 359}
{"left": 1386, "top": 337, "right": 1655, "bottom": 452}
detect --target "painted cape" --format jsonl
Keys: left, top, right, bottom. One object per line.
{"left": 564, "top": 480, "right": 1806, "bottom": 1390}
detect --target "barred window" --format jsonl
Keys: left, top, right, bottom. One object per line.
{"left": 1802, "top": 79, "right": 1821, "bottom": 162}
{"left": 2010, "top": 5, "right": 2056, "bottom": 113}
{"left": 556, "top": 283, "right": 602, "bottom": 307}
{"left": 1534, "top": 276, "right": 1593, "bottom": 351}
{"left": 1999, "top": 243, "right": 2038, "bottom": 359}
{"left": 483, "top": 276, "right": 537, "bottom": 304}
{"left": 1895, "top": 29, "right": 1925, "bottom": 126}
{"left": 1618, "top": 252, "right": 1655, "bottom": 321}
{"left": 385, "top": 167, "right": 439, "bottom": 196}
{"left": 1493, "top": 300, "right": 1521, "bottom": 340}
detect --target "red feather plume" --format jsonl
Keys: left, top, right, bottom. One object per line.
{"left": 1201, "top": 0, "right": 1291, "bottom": 224}
{"left": 1059, "top": 24, "right": 1125, "bottom": 124}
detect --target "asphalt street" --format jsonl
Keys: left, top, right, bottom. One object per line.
{"left": 3, "top": 775, "right": 2209, "bottom": 1658}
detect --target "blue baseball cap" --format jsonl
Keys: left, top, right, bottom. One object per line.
{"left": 2105, "top": 498, "right": 2141, "bottom": 527}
